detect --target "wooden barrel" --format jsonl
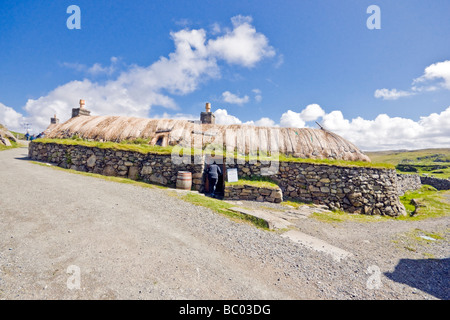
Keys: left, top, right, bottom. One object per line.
{"left": 176, "top": 171, "right": 192, "bottom": 190}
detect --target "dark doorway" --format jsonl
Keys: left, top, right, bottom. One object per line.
{"left": 204, "top": 155, "right": 225, "bottom": 198}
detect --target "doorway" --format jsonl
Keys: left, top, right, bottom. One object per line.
{"left": 203, "top": 155, "right": 225, "bottom": 198}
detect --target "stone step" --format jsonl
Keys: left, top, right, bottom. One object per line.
{"left": 281, "top": 230, "right": 353, "bottom": 262}
{"left": 228, "top": 207, "right": 293, "bottom": 230}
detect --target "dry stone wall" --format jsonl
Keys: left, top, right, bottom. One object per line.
{"left": 29, "top": 142, "right": 204, "bottom": 190}
{"left": 29, "top": 141, "right": 407, "bottom": 216}
{"left": 420, "top": 176, "right": 450, "bottom": 190}
{"left": 396, "top": 174, "right": 422, "bottom": 196}
{"left": 226, "top": 160, "right": 407, "bottom": 216}
{"left": 224, "top": 184, "right": 283, "bottom": 203}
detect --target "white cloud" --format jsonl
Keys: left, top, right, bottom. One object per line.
{"left": 279, "top": 104, "right": 325, "bottom": 128}
{"left": 222, "top": 91, "right": 249, "bottom": 105}
{"left": 217, "top": 104, "right": 450, "bottom": 151}
{"left": 61, "top": 57, "right": 119, "bottom": 76}
{"left": 280, "top": 110, "right": 306, "bottom": 128}
{"left": 8, "top": 16, "right": 275, "bottom": 132}
{"left": 0, "top": 102, "right": 24, "bottom": 132}
{"left": 252, "top": 89, "right": 262, "bottom": 102}
{"left": 274, "top": 53, "right": 284, "bottom": 68}
{"left": 413, "top": 60, "right": 450, "bottom": 90}
{"left": 374, "top": 88, "right": 415, "bottom": 100}
{"left": 214, "top": 108, "right": 243, "bottom": 125}
{"left": 299, "top": 103, "right": 326, "bottom": 121}
{"left": 252, "top": 117, "right": 277, "bottom": 127}
{"left": 208, "top": 15, "right": 275, "bottom": 67}
{"left": 152, "top": 112, "right": 197, "bottom": 120}
{"left": 321, "top": 107, "right": 450, "bottom": 151}
{"left": 215, "top": 108, "right": 276, "bottom": 127}
{"left": 375, "top": 60, "right": 450, "bottom": 100}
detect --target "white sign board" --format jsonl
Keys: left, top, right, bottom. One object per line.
{"left": 227, "top": 168, "right": 238, "bottom": 182}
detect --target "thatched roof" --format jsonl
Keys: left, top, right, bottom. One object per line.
{"left": 0, "top": 124, "right": 17, "bottom": 146}
{"left": 45, "top": 115, "right": 371, "bottom": 162}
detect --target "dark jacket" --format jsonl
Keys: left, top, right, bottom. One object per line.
{"left": 208, "top": 163, "right": 222, "bottom": 179}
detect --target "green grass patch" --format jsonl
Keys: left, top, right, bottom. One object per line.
{"left": 226, "top": 175, "right": 280, "bottom": 189}
{"left": 0, "top": 140, "right": 24, "bottom": 151}
{"left": 366, "top": 148, "right": 450, "bottom": 179}
{"left": 276, "top": 153, "right": 394, "bottom": 169}
{"left": 175, "top": 192, "right": 270, "bottom": 229}
{"left": 393, "top": 227, "right": 448, "bottom": 257}
{"left": 33, "top": 138, "right": 185, "bottom": 155}
{"left": 34, "top": 138, "right": 394, "bottom": 169}
{"left": 399, "top": 185, "right": 450, "bottom": 220}
{"left": 9, "top": 131, "right": 26, "bottom": 140}
{"left": 310, "top": 209, "right": 390, "bottom": 224}
{"left": 281, "top": 199, "right": 313, "bottom": 209}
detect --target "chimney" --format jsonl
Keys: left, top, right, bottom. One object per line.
{"left": 72, "top": 99, "right": 91, "bottom": 118}
{"left": 50, "top": 114, "right": 59, "bottom": 124}
{"left": 200, "top": 102, "right": 215, "bottom": 124}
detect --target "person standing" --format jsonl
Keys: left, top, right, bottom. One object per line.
{"left": 207, "top": 161, "right": 222, "bottom": 197}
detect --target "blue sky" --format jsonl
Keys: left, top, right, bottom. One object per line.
{"left": 0, "top": 0, "right": 449, "bottom": 150}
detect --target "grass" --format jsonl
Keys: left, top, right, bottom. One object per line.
{"left": 9, "top": 131, "right": 26, "bottom": 140}
{"left": 277, "top": 153, "right": 394, "bottom": 169}
{"left": 310, "top": 209, "right": 391, "bottom": 224}
{"left": 34, "top": 138, "right": 184, "bottom": 155}
{"left": 392, "top": 227, "right": 448, "bottom": 258}
{"left": 0, "top": 140, "right": 24, "bottom": 151}
{"left": 226, "top": 175, "right": 280, "bottom": 189}
{"left": 34, "top": 138, "right": 395, "bottom": 169}
{"left": 398, "top": 185, "right": 450, "bottom": 220}
{"left": 366, "top": 148, "right": 450, "bottom": 179}
{"left": 174, "top": 192, "right": 270, "bottom": 229}
{"left": 281, "top": 199, "right": 313, "bottom": 209}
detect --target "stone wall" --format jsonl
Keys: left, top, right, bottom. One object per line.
{"left": 395, "top": 174, "right": 422, "bottom": 196}
{"left": 29, "top": 142, "right": 205, "bottom": 190}
{"left": 224, "top": 184, "right": 283, "bottom": 203}
{"left": 29, "top": 141, "right": 407, "bottom": 216}
{"left": 225, "top": 160, "right": 406, "bottom": 216}
{"left": 420, "top": 176, "right": 450, "bottom": 190}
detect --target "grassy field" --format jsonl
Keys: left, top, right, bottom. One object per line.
{"left": 366, "top": 148, "right": 450, "bottom": 179}
{"left": 0, "top": 140, "right": 23, "bottom": 151}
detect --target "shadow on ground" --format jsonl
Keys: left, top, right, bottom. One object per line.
{"left": 384, "top": 258, "right": 449, "bottom": 300}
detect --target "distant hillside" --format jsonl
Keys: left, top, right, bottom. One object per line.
{"left": 0, "top": 124, "right": 19, "bottom": 150}
{"left": 366, "top": 148, "right": 450, "bottom": 179}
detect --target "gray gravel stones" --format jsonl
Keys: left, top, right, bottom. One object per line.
{"left": 1, "top": 147, "right": 449, "bottom": 300}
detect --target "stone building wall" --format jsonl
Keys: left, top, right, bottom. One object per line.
{"left": 225, "top": 159, "right": 406, "bottom": 216}
{"left": 224, "top": 184, "right": 283, "bottom": 203}
{"left": 29, "top": 141, "right": 407, "bottom": 216}
{"left": 29, "top": 142, "right": 205, "bottom": 190}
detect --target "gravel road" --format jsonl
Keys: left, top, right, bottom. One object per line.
{"left": 0, "top": 146, "right": 448, "bottom": 300}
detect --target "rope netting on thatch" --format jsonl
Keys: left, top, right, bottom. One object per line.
{"left": 45, "top": 115, "right": 371, "bottom": 162}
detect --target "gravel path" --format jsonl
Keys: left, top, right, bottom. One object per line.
{"left": 0, "top": 146, "right": 448, "bottom": 300}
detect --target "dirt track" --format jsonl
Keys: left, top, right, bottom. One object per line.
{"left": 0, "top": 146, "right": 448, "bottom": 300}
